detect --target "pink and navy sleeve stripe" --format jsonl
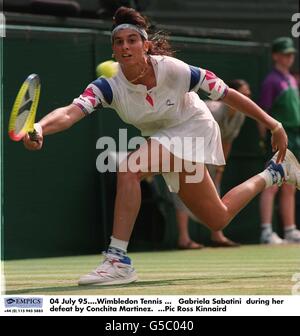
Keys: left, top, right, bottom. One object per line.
{"left": 92, "top": 78, "right": 113, "bottom": 105}
{"left": 189, "top": 65, "right": 228, "bottom": 100}
{"left": 189, "top": 65, "right": 201, "bottom": 91}
{"left": 73, "top": 78, "right": 113, "bottom": 115}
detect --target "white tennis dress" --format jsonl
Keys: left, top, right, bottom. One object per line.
{"left": 73, "top": 55, "right": 228, "bottom": 192}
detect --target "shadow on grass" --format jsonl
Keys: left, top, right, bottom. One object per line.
{"left": 5, "top": 274, "right": 273, "bottom": 294}
{"left": 6, "top": 277, "right": 206, "bottom": 294}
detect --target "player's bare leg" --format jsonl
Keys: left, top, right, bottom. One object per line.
{"left": 78, "top": 139, "right": 177, "bottom": 285}
{"left": 179, "top": 167, "right": 266, "bottom": 231}
{"left": 179, "top": 150, "right": 300, "bottom": 232}
{"left": 112, "top": 139, "right": 177, "bottom": 240}
{"left": 79, "top": 148, "right": 300, "bottom": 285}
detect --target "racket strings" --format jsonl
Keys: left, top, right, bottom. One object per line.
{"left": 8, "top": 74, "right": 40, "bottom": 140}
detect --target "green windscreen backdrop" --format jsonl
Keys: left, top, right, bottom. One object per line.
{"left": 4, "top": 26, "right": 104, "bottom": 259}
{"left": 3, "top": 24, "right": 285, "bottom": 260}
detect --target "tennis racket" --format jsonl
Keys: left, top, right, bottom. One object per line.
{"left": 8, "top": 74, "right": 41, "bottom": 142}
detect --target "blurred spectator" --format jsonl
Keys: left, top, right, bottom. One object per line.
{"left": 258, "top": 37, "right": 300, "bottom": 244}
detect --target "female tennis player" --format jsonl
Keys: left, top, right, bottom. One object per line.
{"left": 23, "top": 7, "right": 300, "bottom": 286}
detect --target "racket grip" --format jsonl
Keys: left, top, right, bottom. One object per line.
{"left": 28, "top": 129, "right": 39, "bottom": 143}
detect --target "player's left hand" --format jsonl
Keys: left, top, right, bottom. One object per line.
{"left": 271, "top": 127, "right": 288, "bottom": 163}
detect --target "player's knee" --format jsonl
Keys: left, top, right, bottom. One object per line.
{"left": 265, "top": 185, "right": 279, "bottom": 196}
{"left": 281, "top": 183, "right": 296, "bottom": 195}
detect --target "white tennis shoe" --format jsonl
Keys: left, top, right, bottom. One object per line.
{"left": 78, "top": 253, "right": 138, "bottom": 286}
{"left": 260, "top": 232, "right": 285, "bottom": 245}
{"left": 267, "top": 149, "right": 300, "bottom": 189}
{"left": 284, "top": 228, "right": 300, "bottom": 243}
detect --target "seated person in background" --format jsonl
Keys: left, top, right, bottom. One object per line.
{"left": 175, "top": 79, "right": 251, "bottom": 249}
{"left": 258, "top": 37, "right": 300, "bottom": 244}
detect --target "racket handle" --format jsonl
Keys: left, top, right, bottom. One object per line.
{"left": 28, "top": 129, "right": 39, "bottom": 143}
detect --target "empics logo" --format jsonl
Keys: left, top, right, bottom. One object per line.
{"left": 291, "top": 13, "right": 300, "bottom": 38}
{"left": 5, "top": 297, "right": 43, "bottom": 308}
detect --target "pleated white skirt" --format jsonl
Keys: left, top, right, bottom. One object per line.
{"left": 151, "top": 113, "right": 225, "bottom": 192}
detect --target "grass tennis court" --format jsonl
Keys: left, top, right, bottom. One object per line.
{"left": 4, "top": 245, "right": 299, "bottom": 295}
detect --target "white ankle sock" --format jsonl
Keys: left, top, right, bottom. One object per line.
{"left": 258, "top": 171, "right": 273, "bottom": 188}
{"left": 261, "top": 223, "right": 273, "bottom": 237}
{"left": 261, "top": 223, "right": 272, "bottom": 235}
{"left": 109, "top": 236, "right": 128, "bottom": 253}
{"left": 258, "top": 168, "right": 283, "bottom": 189}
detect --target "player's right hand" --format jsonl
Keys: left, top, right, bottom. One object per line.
{"left": 23, "top": 123, "right": 43, "bottom": 150}
{"left": 271, "top": 126, "right": 288, "bottom": 163}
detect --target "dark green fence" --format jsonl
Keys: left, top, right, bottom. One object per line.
{"left": 4, "top": 26, "right": 103, "bottom": 259}
{"left": 3, "top": 23, "right": 286, "bottom": 259}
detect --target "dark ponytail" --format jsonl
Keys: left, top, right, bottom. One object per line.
{"left": 112, "top": 7, "right": 174, "bottom": 57}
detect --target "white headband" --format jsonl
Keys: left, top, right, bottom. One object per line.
{"left": 111, "top": 24, "right": 148, "bottom": 41}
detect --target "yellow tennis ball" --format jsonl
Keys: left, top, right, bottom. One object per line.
{"left": 96, "top": 60, "right": 118, "bottom": 78}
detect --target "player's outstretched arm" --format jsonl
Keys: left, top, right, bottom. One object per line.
{"left": 222, "top": 88, "right": 288, "bottom": 163}
{"left": 23, "top": 104, "right": 85, "bottom": 151}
